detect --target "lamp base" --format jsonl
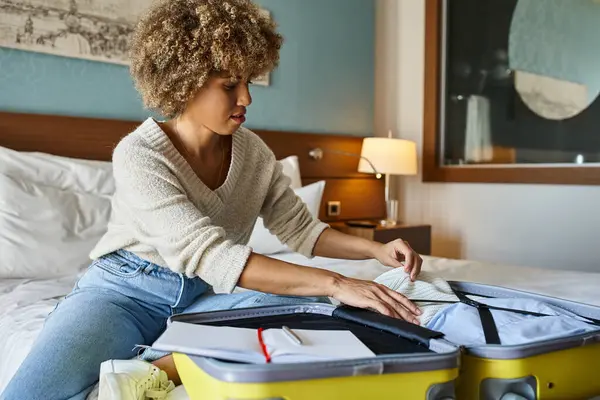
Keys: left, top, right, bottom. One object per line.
{"left": 379, "top": 218, "right": 400, "bottom": 227}
{"left": 382, "top": 199, "right": 399, "bottom": 227}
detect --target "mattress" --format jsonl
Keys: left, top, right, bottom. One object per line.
{"left": 1, "top": 254, "right": 600, "bottom": 399}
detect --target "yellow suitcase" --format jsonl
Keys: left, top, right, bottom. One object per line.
{"left": 168, "top": 303, "right": 460, "bottom": 400}
{"left": 164, "top": 284, "right": 600, "bottom": 400}
{"left": 447, "top": 281, "right": 600, "bottom": 400}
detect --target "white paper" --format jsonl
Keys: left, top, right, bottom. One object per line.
{"left": 262, "top": 329, "right": 376, "bottom": 363}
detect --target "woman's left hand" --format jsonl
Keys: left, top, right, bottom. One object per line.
{"left": 374, "top": 239, "right": 423, "bottom": 281}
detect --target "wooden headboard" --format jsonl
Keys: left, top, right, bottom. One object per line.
{"left": 0, "top": 111, "right": 384, "bottom": 222}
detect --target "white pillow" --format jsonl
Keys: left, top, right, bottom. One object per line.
{"left": 278, "top": 155, "right": 302, "bottom": 189}
{"left": 0, "top": 173, "right": 112, "bottom": 278}
{"left": 0, "top": 146, "right": 114, "bottom": 278}
{"left": 248, "top": 180, "right": 325, "bottom": 255}
{"left": 0, "top": 145, "right": 114, "bottom": 196}
{"left": 0, "top": 146, "right": 302, "bottom": 277}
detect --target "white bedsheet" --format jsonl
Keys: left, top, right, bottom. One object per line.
{"left": 276, "top": 254, "right": 600, "bottom": 307}
{"left": 1, "top": 255, "right": 600, "bottom": 398}
{"left": 0, "top": 275, "right": 77, "bottom": 391}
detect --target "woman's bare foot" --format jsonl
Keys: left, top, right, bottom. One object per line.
{"left": 152, "top": 355, "right": 181, "bottom": 386}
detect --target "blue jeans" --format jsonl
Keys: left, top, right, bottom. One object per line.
{"left": 1, "top": 250, "right": 329, "bottom": 400}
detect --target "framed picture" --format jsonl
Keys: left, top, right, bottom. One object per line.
{"left": 1, "top": 0, "right": 275, "bottom": 88}
{"left": 252, "top": 7, "right": 271, "bottom": 87}
{"left": 252, "top": 71, "right": 270, "bottom": 87}
{"left": 0, "top": 0, "right": 151, "bottom": 65}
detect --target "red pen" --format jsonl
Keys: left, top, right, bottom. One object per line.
{"left": 257, "top": 327, "right": 271, "bottom": 363}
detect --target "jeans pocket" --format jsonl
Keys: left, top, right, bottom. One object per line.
{"left": 94, "top": 257, "right": 145, "bottom": 278}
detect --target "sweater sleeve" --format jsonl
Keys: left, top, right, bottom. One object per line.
{"left": 112, "top": 142, "right": 251, "bottom": 294}
{"left": 260, "top": 156, "right": 329, "bottom": 257}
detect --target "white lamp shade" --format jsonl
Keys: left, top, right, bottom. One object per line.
{"left": 358, "top": 137, "right": 418, "bottom": 176}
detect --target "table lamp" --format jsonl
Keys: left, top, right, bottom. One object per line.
{"left": 358, "top": 132, "right": 417, "bottom": 226}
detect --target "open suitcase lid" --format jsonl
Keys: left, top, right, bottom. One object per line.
{"left": 446, "top": 281, "right": 600, "bottom": 359}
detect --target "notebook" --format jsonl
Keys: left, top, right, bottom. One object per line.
{"left": 151, "top": 321, "right": 376, "bottom": 364}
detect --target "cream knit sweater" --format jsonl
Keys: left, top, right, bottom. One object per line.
{"left": 90, "top": 118, "right": 329, "bottom": 293}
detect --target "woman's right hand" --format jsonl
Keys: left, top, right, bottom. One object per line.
{"left": 329, "top": 276, "right": 422, "bottom": 324}
{"left": 238, "top": 253, "right": 421, "bottom": 324}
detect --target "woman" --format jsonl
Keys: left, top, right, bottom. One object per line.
{"left": 2, "top": 1, "right": 422, "bottom": 399}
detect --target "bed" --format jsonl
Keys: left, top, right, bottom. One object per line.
{"left": 1, "top": 111, "right": 599, "bottom": 398}
{"left": 2, "top": 254, "right": 600, "bottom": 398}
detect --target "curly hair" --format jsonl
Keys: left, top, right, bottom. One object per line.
{"left": 129, "top": 0, "right": 283, "bottom": 118}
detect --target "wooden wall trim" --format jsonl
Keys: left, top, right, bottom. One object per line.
{"left": 0, "top": 111, "right": 137, "bottom": 162}
{"left": 0, "top": 111, "right": 372, "bottom": 180}
{"left": 423, "top": 0, "right": 442, "bottom": 184}
{"left": 304, "top": 178, "right": 385, "bottom": 222}
{"left": 0, "top": 111, "right": 384, "bottom": 221}
{"left": 251, "top": 129, "right": 375, "bottom": 180}
{"left": 422, "top": 0, "right": 600, "bottom": 185}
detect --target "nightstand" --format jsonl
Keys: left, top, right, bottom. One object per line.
{"left": 330, "top": 222, "right": 432, "bottom": 256}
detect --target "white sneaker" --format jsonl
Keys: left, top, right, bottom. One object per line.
{"left": 98, "top": 359, "right": 176, "bottom": 400}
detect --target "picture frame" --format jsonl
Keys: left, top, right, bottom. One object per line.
{"left": 1, "top": 0, "right": 276, "bottom": 90}
{"left": 252, "top": 7, "right": 272, "bottom": 87}
{"left": 0, "top": 0, "right": 148, "bottom": 65}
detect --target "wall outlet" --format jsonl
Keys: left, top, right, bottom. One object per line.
{"left": 327, "top": 201, "right": 341, "bottom": 217}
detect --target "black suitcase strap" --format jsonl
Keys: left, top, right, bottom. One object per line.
{"left": 478, "top": 307, "right": 502, "bottom": 345}
{"left": 453, "top": 290, "right": 501, "bottom": 345}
